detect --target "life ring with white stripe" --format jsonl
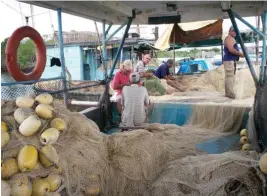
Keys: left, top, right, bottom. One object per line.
{"left": 5, "top": 26, "right": 46, "bottom": 81}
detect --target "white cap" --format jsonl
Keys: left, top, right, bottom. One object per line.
{"left": 130, "top": 72, "right": 140, "bottom": 83}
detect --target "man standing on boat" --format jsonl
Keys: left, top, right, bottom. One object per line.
{"left": 223, "top": 26, "right": 244, "bottom": 99}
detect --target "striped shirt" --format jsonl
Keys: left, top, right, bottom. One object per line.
{"left": 134, "top": 60, "right": 145, "bottom": 74}
{"left": 121, "top": 84, "right": 149, "bottom": 127}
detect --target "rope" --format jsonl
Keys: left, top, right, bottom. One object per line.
{"left": 31, "top": 11, "right": 50, "bottom": 17}
{"left": 48, "top": 11, "right": 55, "bottom": 33}
{"left": 1, "top": 0, "right": 26, "bottom": 17}
{"left": 1, "top": 1, "right": 52, "bottom": 17}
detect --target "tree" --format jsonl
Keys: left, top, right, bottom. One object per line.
{"left": 17, "top": 38, "right": 36, "bottom": 69}
{"left": 1, "top": 37, "right": 36, "bottom": 72}
{"left": 1, "top": 38, "right": 9, "bottom": 70}
{"left": 211, "top": 47, "right": 220, "bottom": 53}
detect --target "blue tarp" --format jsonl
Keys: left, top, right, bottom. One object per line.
{"left": 178, "top": 60, "right": 209, "bottom": 74}
{"left": 196, "top": 134, "right": 240, "bottom": 154}
{"left": 148, "top": 103, "right": 192, "bottom": 125}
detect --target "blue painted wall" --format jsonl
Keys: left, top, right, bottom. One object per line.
{"left": 43, "top": 45, "right": 132, "bottom": 81}
{"left": 43, "top": 46, "right": 83, "bottom": 80}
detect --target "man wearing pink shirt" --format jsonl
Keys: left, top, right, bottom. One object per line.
{"left": 111, "top": 60, "right": 133, "bottom": 114}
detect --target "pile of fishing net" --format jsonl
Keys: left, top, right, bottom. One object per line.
{"left": 151, "top": 152, "right": 266, "bottom": 196}
{"left": 175, "top": 66, "right": 257, "bottom": 99}
{"left": 47, "top": 102, "right": 266, "bottom": 195}
{"left": 2, "top": 98, "right": 266, "bottom": 196}
{"left": 145, "top": 66, "right": 256, "bottom": 98}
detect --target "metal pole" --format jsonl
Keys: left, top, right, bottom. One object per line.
{"left": 105, "top": 19, "right": 128, "bottom": 42}
{"left": 57, "top": 8, "right": 68, "bottom": 105}
{"left": 233, "top": 12, "right": 264, "bottom": 38}
{"left": 227, "top": 9, "right": 258, "bottom": 84}
{"left": 105, "top": 24, "right": 112, "bottom": 36}
{"left": 173, "top": 30, "right": 176, "bottom": 74}
{"left": 68, "top": 100, "right": 100, "bottom": 106}
{"left": 131, "top": 45, "right": 134, "bottom": 64}
{"left": 260, "top": 11, "right": 267, "bottom": 83}
{"left": 120, "top": 47, "right": 123, "bottom": 62}
{"left": 256, "top": 16, "right": 260, "bottom": 66}
{"left": 94, "top": 21, "right": 103, "bottom": 80}
{"left": 102, "top": 20, "right": 108, "bottom": 79}
{"left": 1, "top": 76, "right": 63, "bottom": 86}
{"left": 108, "top": 17, "right": 133, "bottom": 79}
{"left": 221, "top": 41, "right": 224, "bottom": 65}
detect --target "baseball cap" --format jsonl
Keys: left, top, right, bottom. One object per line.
{"left": 130, "top": 72, "right": 140, "bottom": 83}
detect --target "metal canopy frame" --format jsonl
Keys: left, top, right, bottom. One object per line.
{"left": 57, "top": 8, "right": 68, "bottom": 105}
{"left": 21, "top": 1, "right": 267, "bottom": 25}
{"left": 3, "top": 2, "right": 267, "bottom": 110}
{"left": 226, "top": 8, "right": 267, "bottom": 85}
{"left": 108, "top": 16, "right": 134, "bottom": 80}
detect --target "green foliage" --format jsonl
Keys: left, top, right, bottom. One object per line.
{"left": 156, "top": 47, "right": 221, "bottom": 58}
{"left": 1, "top": 38, "right": 9, "bottom": 70}
{"left": 1, "top": 37, "right": 36, "bottom": 71}
{"left": 17, "top": 38, "right": 36, "bottom": 69}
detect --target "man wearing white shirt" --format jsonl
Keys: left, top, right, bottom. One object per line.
{"left": 121, "top": 72, "right": 150, "bottom": 127}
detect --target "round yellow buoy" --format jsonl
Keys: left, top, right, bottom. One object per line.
{"left": 16, "top": 96, "right": 35, "bottom": 108}
{"left": 1, "top": 158, "right": 19, "bottom": 179}
{"left": 10, "top": 174, "right": 32, "bottom": 196}
{"left": 18, "top": 145, "right": 38, "bottom": 172}
{"left": 1, "top": 121, "right": 8, "bottom": 132}
{"left": 50, "top": 118, "right": 67, "bottom": 132}
{"left": 32, "top": 178, "right": 50, "bottom": 196}
{"left": 87, "top": 186, "right": 101, "bottom": 196}
{"left": 1, "top": 130, "right": 10, "bottom": 148}
{"left": 242, "top": 143, "right": 252, "bottom": 151}
{"left": 35, "top": 104, "right": 54, "bottom": 119}
{"left": 259, "top": 153, "right": 267, "bottom": 174}
{"left": 39, "top": 145, "right": 59, "bottom": 168}
{"left": 240, "top": 136, "right": 248, "bottom": 144}
{"left": 35, "top": 93, "right": 53, "bottom": 105}
{"left": 19, "top": 115, "right": 41, "bottom": 136}
{"left": 45, "top": 173, "right": 61, "bottom": 191}
{"left": 240, "top": 129, "right": 248, "bottom": 137}
{"left": 40, "top": 128, "right": 60, "bottom": 145}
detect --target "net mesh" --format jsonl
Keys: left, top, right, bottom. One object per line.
{"left": 1, "top": 99, "right": 266, "bottom": 196}
{"left": 53, "top": 101, "right": 265, "bottom": 196}
{"left": 1, "top": 79, "right": 105, "bottom": 103}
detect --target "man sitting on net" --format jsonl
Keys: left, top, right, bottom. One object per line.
{"left": 134, "top": 53, "right": 171, "bottom": 96}
{"left": 154, "top": 59, "right": 186, "bottom": 92}
{"left": 120, "top": 72, "right": 150, "bottom": 128}
{"left": 111, "top": 60, "right": 132, "bottom": 114}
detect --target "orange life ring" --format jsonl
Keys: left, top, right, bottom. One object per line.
{"left": 5, "top": 26, "right": 46, "bottom": 81}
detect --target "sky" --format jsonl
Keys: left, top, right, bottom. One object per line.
{"left": 0, "top": 0, "right": 260, "bottom": 43}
